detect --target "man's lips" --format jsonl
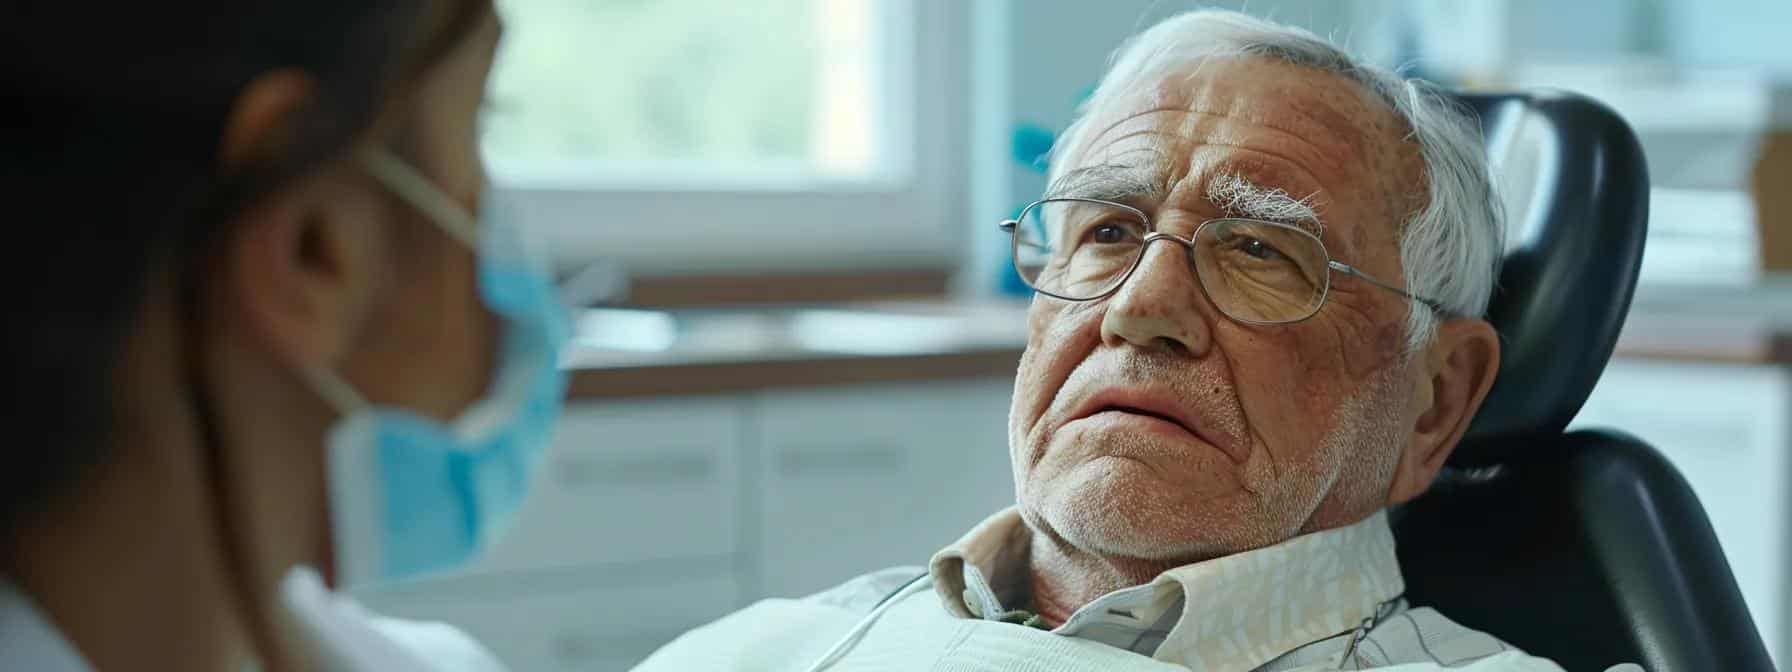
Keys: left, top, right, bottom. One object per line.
{"left": 1083, "top": 408, "right": 1198, "bottom": 443}
{"left": 1066, "top": 387, "right": 1240, "bottom": 462}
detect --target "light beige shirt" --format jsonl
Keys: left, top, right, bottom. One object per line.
{"left": 636, "top": 508, "right": 1635, "bottom": 671}
{"left": 926, "top": 508, "right": 1529, "bottom": 670}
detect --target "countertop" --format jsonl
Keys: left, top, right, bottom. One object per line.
{"left": 565, "top": 283, "right": 1792, "bottom": 400}
{"left": 563, "top": 301, "right": 1031, "bottom": 399}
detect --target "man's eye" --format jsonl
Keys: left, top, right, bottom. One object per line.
{"left": 1085, "top": 223, "right": 1137, "bottom": 245}
{"left": 1239, "top": 237, "right": 1286, "bottom": 260}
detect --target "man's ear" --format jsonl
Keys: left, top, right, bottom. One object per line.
{"left": 1388, "top": 317, "right": 1501, "bottom": 504}
{"left": 215, "top": 69, "right": 387, "bottom": 375}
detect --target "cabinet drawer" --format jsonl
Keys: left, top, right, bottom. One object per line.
{"left": 360, "top": 569, "right": 738, "bottom": 672}
{"left": 468, "top": 397, "right": 743, "bottom": 574}
{"left": 753, "top": 378, "right": 1015, "bottom": 598}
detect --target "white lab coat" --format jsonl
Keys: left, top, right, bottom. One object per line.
{"left": 0, "top": 568, "right": 505, "bottom": 672}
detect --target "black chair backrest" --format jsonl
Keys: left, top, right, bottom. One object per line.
{"left": 1394, "top": 91, "right": 1775, "bottom": 671}
{"left": 1454, "top": 91, "right": 1649, "bottom": 462}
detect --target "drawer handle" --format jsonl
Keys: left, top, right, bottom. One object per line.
{"left": 554, "top": 454, "right": 715, "bottom": 486}
{"left": 777, "top": 445, "right": 905, "bottom": 476}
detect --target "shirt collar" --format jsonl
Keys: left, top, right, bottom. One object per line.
{"left": 927, "top": 508, "right": 1405, "bottom": 671}
{"left": 928, "top": 507, "right": 1032, "bottom": 620}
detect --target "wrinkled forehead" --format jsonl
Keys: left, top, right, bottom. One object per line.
{"left": 1053, "top": 57, "right": 1422, "bottom": 237}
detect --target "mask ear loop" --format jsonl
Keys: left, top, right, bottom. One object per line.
{"left": 340, "top": 148, "right": 487, "bottom": 420}
{"left": 297, "top": 366, "right": 371, "bottom": 415}
{"left": 358, "top": 148, "right": 480, "bottom": 248}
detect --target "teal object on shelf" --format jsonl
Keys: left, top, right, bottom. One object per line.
{"left": 999, "top": 123, "right": 1056, "bottom": 297}
{"left": 997, "top": 85, "right": 1094, "bottom": 297}
{"left": 1011, "top": 124, "right": 1055, "bottom": 174}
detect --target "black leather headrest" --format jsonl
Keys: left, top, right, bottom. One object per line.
{"left": 1453, "top": 92, "right": 1649, "bottom": 465}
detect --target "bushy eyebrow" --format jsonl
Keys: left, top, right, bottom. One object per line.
{"left": 1045, "top": 161, "right": 1326, "bottom": 238}
{"left": 1206, "top": 173, "right": 1324, "bottom": 236}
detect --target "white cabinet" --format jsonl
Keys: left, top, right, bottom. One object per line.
{"left": 353, "top": 395, "right": 751, "bottom": 671}
{"left": 468, "top": 396, "right": 744, "bottom": 574}
{"left": 752, "top": 378, "right": 1017, "bottom": 598}
{"left": 1570, "top": 358, "right": 1791, "bottom": 664}
{"left": 349, "top": 378, "right": 1022, "bottom": 669}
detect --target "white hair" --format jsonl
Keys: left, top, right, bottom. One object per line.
{"left": 1051, "top": 9, "right": 1503, "bottom": 352}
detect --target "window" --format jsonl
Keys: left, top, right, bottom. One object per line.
{"left": 486, "top": 0, "right": 966, "bottom": 277}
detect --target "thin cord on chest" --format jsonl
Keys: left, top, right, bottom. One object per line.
{"left": 1337, "top": 596, "right": 1403, "bottom": 670}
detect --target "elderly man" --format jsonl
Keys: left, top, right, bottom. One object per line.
{"left": 637, "top": 10, "right": 1627, "bottom": 672}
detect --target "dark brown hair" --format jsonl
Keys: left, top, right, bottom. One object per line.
{"left": 0, "top": 2, "right": 490, "bottom": 535}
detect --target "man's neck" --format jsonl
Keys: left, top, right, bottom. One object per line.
{"left": 1025, "top": 528, "right": 1185, "bottom": 627}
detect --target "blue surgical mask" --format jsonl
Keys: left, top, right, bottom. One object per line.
{"left": 304, "top": 149, "right": 570, "bottom": 587}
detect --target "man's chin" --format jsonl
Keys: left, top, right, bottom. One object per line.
{"left": 1024, "top": 460, "right": 1259, "bottom": 562}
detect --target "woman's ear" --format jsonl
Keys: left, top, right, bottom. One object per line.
{"left": 219, "top": 68, "right": 313, "bottom": 168}
{"left": 223, "top": 182, "right": 388, "bottom": 375}
{"left": 1388, "top": 317, "right": 1501, "bottom": 504}
{"left": 215, "top": 69, "right": 390, "bottom": 374}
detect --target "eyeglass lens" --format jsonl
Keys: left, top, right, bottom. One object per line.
{"left": 1012, "top": 199, "right": 1331, "bottom": 323}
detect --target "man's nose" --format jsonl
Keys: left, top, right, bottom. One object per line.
{"left": 1099, "top": 236, "right": 1217, "bottom": 357}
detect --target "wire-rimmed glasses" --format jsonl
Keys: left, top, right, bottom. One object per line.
{"left": 999, "top": 197, "right": 1449, "bottom": 325}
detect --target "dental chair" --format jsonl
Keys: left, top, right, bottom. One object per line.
{"left": 1391, "top": 91, "right": 1776, "bottom": 671}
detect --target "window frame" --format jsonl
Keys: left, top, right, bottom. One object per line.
{"left": 489, "top": 0, "right": 971, "bottom": 279}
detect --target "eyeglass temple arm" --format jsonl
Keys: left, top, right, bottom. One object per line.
{"left": 1328, "top": 261, "right": 1454, "bottom": 317}
{"left": 1000, "top": 219, "right": 1054, "bottom": 253}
